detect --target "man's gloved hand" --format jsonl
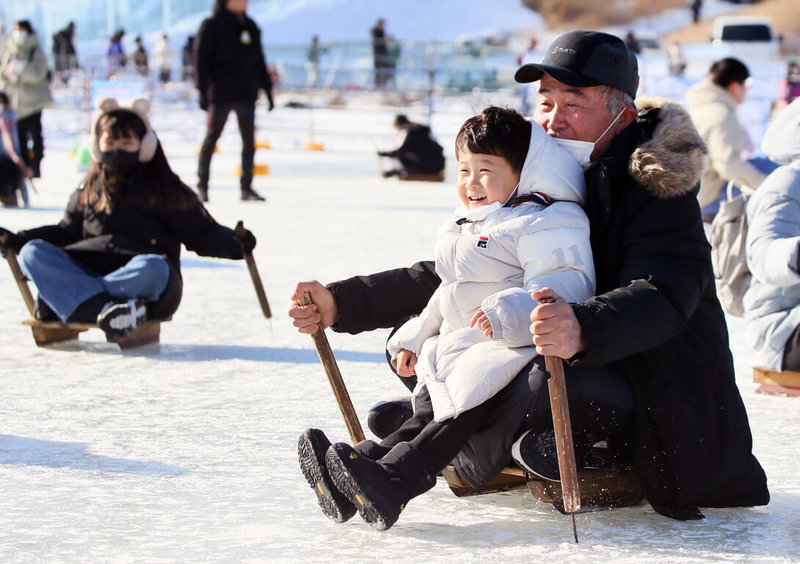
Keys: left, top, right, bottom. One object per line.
{"left": 199, "top": 92, "right": 208, "bottom": 111}
{"left": 0, "top": 227, "right": 24, "bottom": 258}
{"left": 377, "top": 151, "right": 389, "bottom": 157}
{"left": 267, "top": 95, "right": 275, "bottom": 112}
{"left": 232, "top": 228, "right": 256, "bottom": 258}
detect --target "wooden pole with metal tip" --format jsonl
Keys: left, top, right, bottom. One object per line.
{"left": 539, "top": 296, "right": 580, "bottom": 543}
{"left": 299, "top": 291, "right": 365, "bottom": 444}
{"left": 234, "top": 221, "right": 271, "bottom": 318}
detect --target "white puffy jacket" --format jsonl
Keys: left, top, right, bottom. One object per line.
{"left": 744, "top": 98, "right": 800, "bottom": 370}
{"left": 387, "top": 124, "right": 595, "bottom": 421}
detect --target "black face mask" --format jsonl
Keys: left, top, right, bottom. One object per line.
{"left": 100, "top": 149, "right": 140, "bottom": 175}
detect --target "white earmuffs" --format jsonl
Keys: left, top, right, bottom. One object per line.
{"left": 89, "top": 97, "right": 158, "bottom": 164}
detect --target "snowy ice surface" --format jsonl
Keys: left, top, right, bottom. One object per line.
{"left": 1, "top": 88, "right": 799, "bottom": 563}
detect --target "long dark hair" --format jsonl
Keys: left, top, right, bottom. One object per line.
{"left": 80, "top": 109, "right": 199, "bottom": 212}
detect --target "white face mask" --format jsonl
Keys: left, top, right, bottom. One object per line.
{"left": 552, "top": 109, "right": 625, "bottom": 170}
{"left": 457, "top": 185, "right": 519, "bottom": 223}
{"left": 12, "top": 30, "right": 28, "bottom": 43}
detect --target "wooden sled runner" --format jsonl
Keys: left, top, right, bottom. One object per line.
{"left": 5, "top": 248, "right": 166, "bottom": 349}
{"left": 753, "top": 366, "right": 800, "bottom": 397}
{"left": 443, "top": 464, "right": 644, "bottom": 513}
{"left": 20, "top": 318, "right": 164, "bottom": 349}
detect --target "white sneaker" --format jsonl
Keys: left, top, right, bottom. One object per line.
{"left": 97, "top": 299, "right": 147, "bottom": 338}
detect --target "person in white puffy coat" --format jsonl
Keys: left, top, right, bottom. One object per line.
{"left": 744, "top": 97, "right": 800, "bottom": 371}
{"left": 387, "top": 106, "right": 594, "bottom": 422}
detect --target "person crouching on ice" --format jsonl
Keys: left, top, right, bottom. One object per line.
{"left": 0, "top": 97, "right": 256, "bottom": 338}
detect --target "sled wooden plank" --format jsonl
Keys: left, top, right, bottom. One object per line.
{"left": 22, "top": 319, "right": 165, "bottom": 348}
{"left": 755, "top": 384, "right": 800, "bottom": 397}
{"left": 108, "top": 321, "right": 162, "bottom": 349}
{"left": 28, "top": 323, "right": 86, "bottom": 345}
{"left": 399, "top": 171, "right": 445, "bottom": 182}
{"left": 442, "top": 465, "right": 527, "bottom": 497}
{"left": 527, "top": 467, "right": 644, "bottom": 514}
{"left": 753, "top": 366, "right": 800, "bottom": 396}
{"left": 443, "top": 464, "right": 643, "bottom": 511}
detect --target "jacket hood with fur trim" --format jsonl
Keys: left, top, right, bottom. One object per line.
{"left": 629, "top": 95, "right": 708, "bottom": 199}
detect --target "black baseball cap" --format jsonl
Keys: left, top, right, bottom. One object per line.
{"left": 515, "top": 30, "right": 639, "bottom": 98}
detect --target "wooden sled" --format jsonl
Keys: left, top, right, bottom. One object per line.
{"left": 20, "top": 318, "right": 164, "bottom": 349}
{"left": 753, "top": 366, "right": 800, "bottom": 397}
{"left": 400, "top": 171, "right": 446, "bottom": 182}
{"left": 443, "top": 464, "right": 643, "bottom": 513}
{"left": 5, "top": 248, "right": 166, "bottom": 349}
{"left": 442, "top": 465, "right": 528, "bottom": 497}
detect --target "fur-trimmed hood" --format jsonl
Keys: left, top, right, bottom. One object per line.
{"left": 629, "top": 95, "right": 707, "bottom": 199}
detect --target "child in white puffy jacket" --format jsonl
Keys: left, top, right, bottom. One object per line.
{"left": 387, "top": 106, "right": 595, "bottom": 421}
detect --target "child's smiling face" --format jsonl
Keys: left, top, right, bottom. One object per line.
{"left": 456, "top": 149, "right": 520, "bottom": 209}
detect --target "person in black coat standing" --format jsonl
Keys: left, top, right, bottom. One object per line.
{"left": 371, "top": 19, "right": 390, "bottom": 89}
{"left": 194, "top": 0, "right": 274, "bottom": 203}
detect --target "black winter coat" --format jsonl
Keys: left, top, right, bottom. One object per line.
{"left": 194, "top": 5, "right": 273, "bottom": 106}
{"left": 329, "top": 98, "right": 769, "bottom": 520}
{"left": 385, "top": 125, "right": 445, "bottom": 174}
{"left": 17, "top": 185, "right": 243, "bottom": 319}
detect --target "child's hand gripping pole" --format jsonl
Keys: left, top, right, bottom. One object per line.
{"left": 235, "top": 221, "right": 272, "bottom": 319}
{"left": 299, "top": 291, "right": 365, "bottom": 444}
{"left": 538, "top": 295, "right": 581, "bottom": 543}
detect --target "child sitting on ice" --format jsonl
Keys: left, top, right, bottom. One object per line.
{"left": 386, "top": 105, "right": 595, "bottom": 422}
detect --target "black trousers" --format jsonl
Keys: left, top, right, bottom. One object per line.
{"left": 374, "top": 356, "right": 635, "bottom": 495}
{"left": 17, "top": 111, "right": 43, "bottom": 175}
{"left": 198, "top": 101, "right": 255, "bottom": 191}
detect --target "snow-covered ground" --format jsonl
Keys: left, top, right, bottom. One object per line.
{"left": 1, "top": 87, "right": 799, "bottom": 563}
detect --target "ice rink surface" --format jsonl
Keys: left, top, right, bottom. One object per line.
{"left": 1, "top": 90, "right": 798, "bottom": 563}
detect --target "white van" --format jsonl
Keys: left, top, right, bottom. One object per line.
{"left": 710, "top": 16, "right": 780, "bottom": 60}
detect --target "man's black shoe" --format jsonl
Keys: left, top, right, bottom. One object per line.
{"left": 367, "top": 396, "right": 413, "bottom": 440}
{"left": 511, "top": 429, "right": 560, "bottom": 481}
{"left": 240, "top": 187, "right": 266, "bottom": 201}
{"left": 96, "top": 298, "right": 147, "bottom": 338}
{"left": 325, "top": 442, "right": 410, "bottom": 531}
{"left": 297, "top": 429, "right": 357, "bottom": 523}
{"left": 512, "top": 430, "right": 617, "bottom": 482}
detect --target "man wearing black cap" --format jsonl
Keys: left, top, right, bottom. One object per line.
{"left": 291, "top": 31, "right": 768, "bottom": 530}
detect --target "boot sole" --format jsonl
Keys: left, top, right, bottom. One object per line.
{"left": 325, "top": 447, "right": 399, "bottom": 531}
{"left": 297, "top": 430, "right": 356, "bottom": 523}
